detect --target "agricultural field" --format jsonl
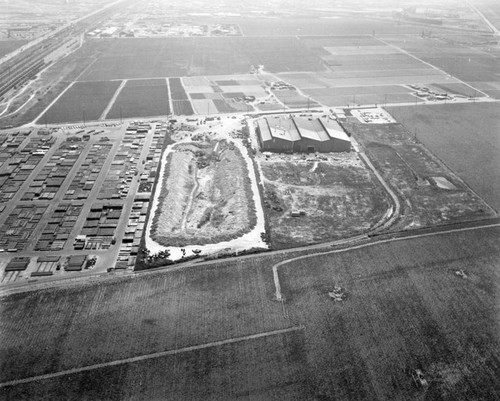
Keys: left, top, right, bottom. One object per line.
{"left": 275, "top": 36, "right": 463, "bottom": 108}
{"left": 0, "top": 254, "right": 291, "bottom": 388}
{"left": 151, "top": 139, "right": 256, "bottom": 247}
{"left": 341, "top": 116, "right": 496, "bottom": 230}
{"left": 37, "top": 81, "right": 121, "bottom": 124}
{"left": 172, "top": 100, "right": 194, "bottom": 116}
{"left": 387, "top": 103, "right": 500, "bottom": 212}
{"left": 278, "top": 225, "right": 500, "bottom": 400}
{"left": 184, "top": 74, "right": 272, "bottom": 114}
{"left": 106, "top": 79, "right": 171, "bottom": 119}
{"left": 381, "top": 35, "right": 500, "bottom": 98}
{"left": 1, "top": 225, "right": 499, "bottom": 399}
{"left": 235, "top": 16, "right": 441, "bottom": 37}
{"left": 259, "top": 153, "right": 390, "bottom": 249}
{"left": 74, "top": 37, "right": 325, "bottom": 82}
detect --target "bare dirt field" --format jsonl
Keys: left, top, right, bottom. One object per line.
{"left": 259, "top": 153, "right": 390, "bottom": 249}
{"left": 387, "top": 103, "right": 500, "bottom": 212}
{"left": 1, "top": 225, "right": 499, "bottom": 400}
{"left": 151, "top": 139, "right": 256, "bottom": 247}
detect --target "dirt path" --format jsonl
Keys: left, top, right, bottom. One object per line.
{"left": 0, "top": 326, "right": 304, "bottom": 388}
{"left": 181, "top": 163, "right": 199, "bottom": 232}
{"left": 271, "top": 221, "right": 500, "bottom": 301}
{"left": 100, "top": 79, "right": 127, "bottom": 120}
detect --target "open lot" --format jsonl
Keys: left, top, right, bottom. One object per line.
{"left": 260, "top": 153, "right": 390, "bottom": 249}
{"left": 342, "top": 117, "right": 496, "bottom": 229}
{"left": 151, "top": 140, "right": 256, "bottom": 247}
{"left": 387, "top": 103, "right": 500, "bottom": 212}
{"left": 37, "top": 81, "right": 121, "bottom": 124}
{"left": 106, "top": 79, "right": 171, "bottom": 119}
{"left": 1, "top": 226, "right": 499, "bottom": 399}
{"left": 0, "top": 40, "right": 28, "bottom": 58}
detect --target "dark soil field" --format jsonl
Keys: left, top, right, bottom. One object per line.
{"left": 37, "top": 80, "right": 121, "bottom": 124}
{"left": 75, "top": 37, "right": 325, "bottom": 81}
{"left": 168, "top": 77, "right": 189, "bottom": 100}
{"left": 106, "top": 79, "right": 170, "bottom": 119}
{"left": 0, "top": 40, "right": 28, "bottom": 58}
{"left": 172, "top": 100, "right": 194, "bottom": 115}
{"left": 278, "top": 225, "right": 500, "bottom": 400}
{"left": 387, "top": 103, "right": 500, "bottom": 212}
{"left": 1, "top": 225, "right": 499, "bottom": 400}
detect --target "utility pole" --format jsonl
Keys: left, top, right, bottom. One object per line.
{"left": 83, "top": 109, "right": 86, "bottom": 126}
{"left": 120, "top": 106, "right": 122, "bottom": 124}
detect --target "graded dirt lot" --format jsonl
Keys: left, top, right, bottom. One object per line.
{"left": 387, "top": 103, "right": 500, "bottom": 212}
{"left": 260, "top": 153, "right": 390, "bottom": 249}
{"left": 1, "top": 226, "right": 499, "bottom": 400}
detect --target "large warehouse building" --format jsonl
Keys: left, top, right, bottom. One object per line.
{"left": 256, "top": 115, "right": 351, "bottom": 153}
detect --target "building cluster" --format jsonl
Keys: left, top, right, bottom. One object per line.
{"left": 256, "top": 115, "right": 351, "bottom": 153}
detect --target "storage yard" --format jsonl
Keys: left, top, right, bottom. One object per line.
{"left": 0, "top": 121, "right": 167, "bottom": 284}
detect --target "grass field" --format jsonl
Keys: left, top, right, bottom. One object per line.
{"left": 387, "top": 103, "right": 500, "bottom": 212}
{"left": 37, "top": 81, "right": 121, "bottom": 124}
{"left": 106, "top": 79, "right": 170, "bottom": 119}
{"left": 1, "top": 225, "right": 499, "bottom": 399}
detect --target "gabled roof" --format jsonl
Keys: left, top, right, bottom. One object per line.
{"left": 266, "top": 116, "right": 301, "bottom": 142}
{"left": 321, "top": 119, "right": 350, "bottom": 142}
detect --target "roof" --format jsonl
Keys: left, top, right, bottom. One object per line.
{"left": 266, "top": 116, "right": 301, "bottom": 142}
{"left": 322, "top": 119, "right": 351, "bottom": 142}
{"left": 257, "top": 119, "right": 272, "bottom": 142}
{"left": 293, "top": 117, "right": 330, "bottom": 142}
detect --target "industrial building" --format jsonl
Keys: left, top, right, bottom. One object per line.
{"left": 256, "top": 115, "right": 351, "bottom": 153}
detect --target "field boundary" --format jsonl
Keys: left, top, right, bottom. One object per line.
{"left": 100, "top": 79, "right": 126, "bottom": 120}
{"left": 0, "top": 326, "right": 304, "bottom": 388}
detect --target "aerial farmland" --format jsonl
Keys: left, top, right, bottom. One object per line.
{"left": 0, "top": 0, "right": 499, "bottom": 399}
